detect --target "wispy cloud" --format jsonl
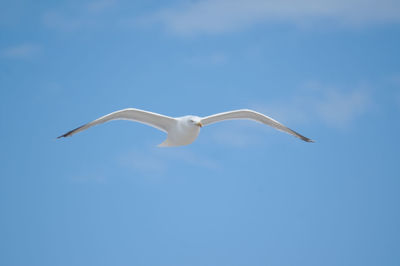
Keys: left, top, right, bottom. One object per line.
{"left": 121, "top": 150, "right": 168, "bottom": 175}
{"left": 396, "top": 93, "right": 400, "bottom": 109}
{"left": 120, "top": 148, "right": 219, "bottom": 175}
{"left": 184, "top": 52, "right": 228, "bottom": 66}
{"left": 207, "top": 121, "right": 264, "bottom": 148}
{"left": 42, "top": 0, "right": 118, "bottom": 31}
{"left": 251, "top": 83, "right": 372, "bottom": 129}
{"left": 69, "top": 169, "right": 107, "bottom": 184}
{"left": 392, "top": 75, "right": 400, "bottom": 108}
{"left": 86, "top": 0, "right": 117, "bottom": 14}
{"left": 147, "top": 0, "right": 400, "bottom": 35}
{"left": 1, "top": 43, "right": 40, "bottom": 59}
{"left": 42, "top": 11, "right": 85, "bottom": 31}
{"left": 315, "top": 89, "right": 371, "bottom": 128}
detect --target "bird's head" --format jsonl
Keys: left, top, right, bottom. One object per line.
{"left": 186, "top": 116, "right": 203, "bottom": 128}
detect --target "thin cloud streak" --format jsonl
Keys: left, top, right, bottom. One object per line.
{"left": 251, "top": 84, "right": 372, "bottom": 129}
{"left": 86, "top": 0, "right": 117, "bottom": 14}
{"left": 69, "top": 169, "right": 107, "bottom": 184}
{"left": 148, "top": 0, "right": 400, "bottom": 35}
{"left": 207, "top": 121, "right": 265, "bottom": 148}
{"left": 42, "top": 0, "right": 118, "bottom": 31}
{"left": 120, "top": 148, "right": 219, "bottom": 175}
{"left": 184, "top": 52, "right": 228, "bottom": 66}
{"left": 1, "top": 43, "right": 40, "bottom": 59}
{"left": 316, "top": 90, "right": 370, "bottom": 128}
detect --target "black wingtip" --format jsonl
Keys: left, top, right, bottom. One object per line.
{"left": 57, "top": 124, "right": 85, "bottom": 139}
{"left": 57, "top": 131, "right": 73, "bottom": 139}
{"left": 289, "top": 128, "right": 315, "bottom": 143}
{"left": 57, "top": 132, "right": 69, "bottom": 139}
{"left": 300, "top": 136, "right": 315, "bottom": 143}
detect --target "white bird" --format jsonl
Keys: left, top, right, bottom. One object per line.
{"left": 58, "top": 108, "right": 314, "bottom": 146}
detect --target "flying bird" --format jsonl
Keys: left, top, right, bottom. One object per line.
{"left": 58, "top": 108, "right": 314, "bottom": 146}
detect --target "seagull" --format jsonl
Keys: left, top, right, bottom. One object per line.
{"left": 58, "top": 108, "right": 314, "bottom": 146}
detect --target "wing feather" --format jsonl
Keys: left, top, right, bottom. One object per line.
{"left": 57, "top": 108, "right": 176, "bottom": 138}
{"left": 200, "top": 109, "right": 314, "bottom": 142}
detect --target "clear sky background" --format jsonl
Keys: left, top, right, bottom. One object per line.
{"left": 1, "top": 0, "right": 400, "bottom": 265}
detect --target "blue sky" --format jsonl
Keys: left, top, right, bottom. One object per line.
{"left": 1, "top": 0, "right": 400, "bottom": 265}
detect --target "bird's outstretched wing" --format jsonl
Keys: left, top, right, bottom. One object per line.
{"left": 57, "top": 108, "right": 176, "bottom": 138}
{"left": 200, "top": 109, "right": 314, "bottom": 142}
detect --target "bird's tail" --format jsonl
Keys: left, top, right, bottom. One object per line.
{"left": 157, "top": 138, "right": 172, "bottom": 147}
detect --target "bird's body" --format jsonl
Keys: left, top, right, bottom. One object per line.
{"left": 58, "top": 108, "right": 314, "bottom": 146}
{"left": 158, "top": 116, "right": 201, "bottom": 147}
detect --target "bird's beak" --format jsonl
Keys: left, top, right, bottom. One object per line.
{"left": 196, "top": 122, "right": 203, "bottom": 127}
